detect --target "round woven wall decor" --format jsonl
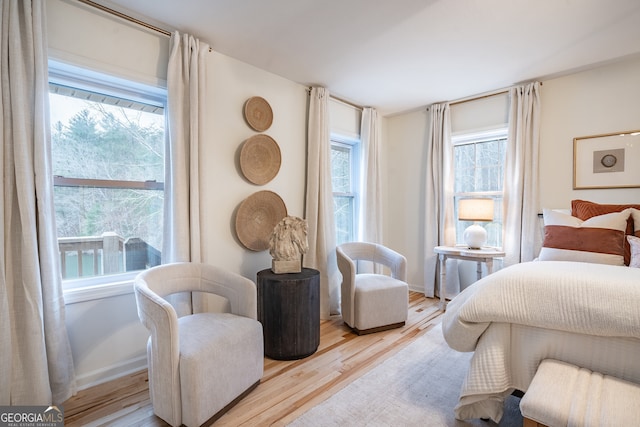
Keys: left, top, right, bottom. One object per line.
{"left": 235, "top": 190, "right": 287, "bottom": 251}
{"left": 244, "top": 96, "right": 273, "bottom": 132}
{"left": 240, "top": 134, "right": 281, "bottom": 185}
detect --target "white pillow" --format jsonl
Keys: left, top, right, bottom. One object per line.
{"left": 629, "top": 235, "right": 640, "bottom": 268}
{"left": 538, "top": 209, "right": 630, "bottom": 266}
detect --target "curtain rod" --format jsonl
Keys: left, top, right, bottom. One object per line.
{"left": 330, "top": 95, "right": 363, "bottom": 111}
{"left": 77, "top": 0, "right": 172, "bottom": 37}
{"left": 449, "top": 89, "right": 509, "bottom": 106}
{"left": 426, "top": 89, "right": 508, "bottom": 111}
{"left": 306, "top": 87, "right": 364, "bottom": 111}
{"left": 445, "top": 81, "right": 543, "bottom": 108}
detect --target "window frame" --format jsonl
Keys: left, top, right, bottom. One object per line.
{"left": 330, "top": 134, "right": 361, "bottom": 246}
{"left": 48, "top": 59, "right": 167, "bottom": 299}
{"left": 452, "top": 127, "right": 508, "bottom": 248}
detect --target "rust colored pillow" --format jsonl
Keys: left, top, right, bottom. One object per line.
{"left": 540, "top": 209, "right": 629, "bottom": 265}
{"left": 571, "top": 200, "right": 640, "bottom": 265}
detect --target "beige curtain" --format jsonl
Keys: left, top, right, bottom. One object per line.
{"left": 503, "top": 82, "right": 541, "bottom": 266}
{"left": 0, "top": 0, "right": 76, "bottom": 405}
{"left": 164, "top": 31, "right": 208, "bottom": 264}
{"left": 423, "top": 103, "right": 456, "bottom": 298}
{"left": 303, "top": 87, "right": 340, "bottom": 318}
{"left": 359, "top": 107, "right": 383, "bottom": 244}
{"left": 163, "top": 31, "right": 209, "bottom": 314}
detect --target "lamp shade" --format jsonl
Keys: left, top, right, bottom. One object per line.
{"left": 458, "top": 198, "right": 494, "bottom": 222}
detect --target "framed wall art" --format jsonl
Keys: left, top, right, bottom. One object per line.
{"left": 573, "top": 130, "right": 640, "bottom": 189}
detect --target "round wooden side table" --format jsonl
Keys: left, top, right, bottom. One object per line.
{"left": 257, "top": 268, "right": 320, "bottom": 360}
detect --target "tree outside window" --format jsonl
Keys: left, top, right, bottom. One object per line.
{"left": 331, "top": 138, "right": 359, "bottom": 246}
{"left": 453, "top": 129, "right": 507, "bottom": 248}
{"left": 49, "top": 80, "right": 165, "bottom": 285}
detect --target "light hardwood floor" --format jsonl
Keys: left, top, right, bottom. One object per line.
{"left": 63, "top": 292, "right": 443, "bottom": 426}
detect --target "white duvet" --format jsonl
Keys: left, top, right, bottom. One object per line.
{"left": 442, "top": 260, "right": 640, "bottom": 422}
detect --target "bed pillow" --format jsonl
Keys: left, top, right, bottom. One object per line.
{"left": 629, "top": 235, "right": 640, "bottom": 268}
{"left": 631, "top": 208, "right": 640, "bottom": 236}
{"left": 539, "top": 209, "right": 630, "bottom": 265}
{"left": 571, "top": 199, "right": 640, "bottom": 265}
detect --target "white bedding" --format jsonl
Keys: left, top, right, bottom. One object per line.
{"left": 441, "top": 260, "right": 640, "bottom": 422}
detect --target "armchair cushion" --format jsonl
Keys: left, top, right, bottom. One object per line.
{"left": 337, "top": 242, "right": 409, "bottom": 334}
{"left": 135, "top": 262, "right": 263, "bottom": 427}
{"left": 354, "top": 274, "right": 408, "bottom": 331}
{"left": 178, "top": 313, "right": 263, "bottom": 427}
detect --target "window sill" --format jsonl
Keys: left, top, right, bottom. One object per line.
{"left": 63, "top": 277, "right": 136, "bottom": 305}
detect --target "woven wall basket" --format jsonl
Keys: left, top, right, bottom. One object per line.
{"left": 235, "top": 190, "right": 287, "bottom": 251}
{"left": 240, "top": 134, "right": 281, "bottom": 185}
{"left": 244, "top": 96, "right": 273, "bottom": 132}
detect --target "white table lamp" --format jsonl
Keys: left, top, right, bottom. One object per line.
{"left": 458, "top": 198, "right": 494, "bottom": 249}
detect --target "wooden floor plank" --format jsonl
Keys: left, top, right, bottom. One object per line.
{"left": 63, "top": 292, "right": 442, "bottom": 426}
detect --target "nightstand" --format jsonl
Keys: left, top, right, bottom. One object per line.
{"left": 433, "top": 245, "right": 505, "bottom": 310}
{"left": 256, "top": 268, "right": 320, "bottom": 360}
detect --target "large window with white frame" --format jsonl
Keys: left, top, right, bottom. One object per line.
{"left": 49, "top": 61, "right": 166, "bottom": 290}
{"left": 453, "top": 128, "right": 508, "bottom": 248}
{"left": 330, "top": 136, "right": 360, "bottom": 246}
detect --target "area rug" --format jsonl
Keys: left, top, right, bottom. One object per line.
{"left": 287, "top": 323, "right": 523, "bottom": 427}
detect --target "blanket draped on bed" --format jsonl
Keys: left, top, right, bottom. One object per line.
{"left": 442, "top": 260, "right": 640, "bottom": 421}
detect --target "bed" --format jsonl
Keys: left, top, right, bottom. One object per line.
{"left": 441, "top": 202, "right": 640, "bottom": 423}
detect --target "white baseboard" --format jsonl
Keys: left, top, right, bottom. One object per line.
{"left": 408, "top": 284, "right": 426, "bottom": 294}
{"left": 75, "top": 355, "right": 147, "bottom": 391}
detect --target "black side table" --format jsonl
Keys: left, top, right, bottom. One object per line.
{"left": 257, "top": 268, "right": 320, "bottom": 360}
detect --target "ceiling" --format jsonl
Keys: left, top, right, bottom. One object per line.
{"left": 98, "top": 0, "right": 640, "bottom": 116}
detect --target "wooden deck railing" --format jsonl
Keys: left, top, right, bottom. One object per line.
{"left": 58, "top": 233, "right": 161, "bottom": 279}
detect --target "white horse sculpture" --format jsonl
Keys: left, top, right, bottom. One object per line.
{"left": 269, "top": 216, "right": 308, "bottom": 273}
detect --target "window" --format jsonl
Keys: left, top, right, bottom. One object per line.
{"left": 49, "top": 61, "right": 166, "bottom": 289}
{"left": 330, "top": 137, "right": 360, "bottom": 246}
{"left": 453, "top": 128, "right": 508, "bottom": 248}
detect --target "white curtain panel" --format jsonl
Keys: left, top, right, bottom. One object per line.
{"left": 423, "top": 103, "right": 456, "bottom": 298}
{"left": 0, "top": 0, "right": 76, "bottom": 405}
{"left": 164, "top": 31, "right": 209, "bottom": 265}
{"left": 303, "top": 87, "right": 341, "bottom": 318}
{"left": 359, "top": 107, "right": 383, "bottom": 245}
{"left": 164, "top": 32, "right": 209, "bottom": 315}
{"left": 503, "top": 82, "right": 541, "bottom": 266}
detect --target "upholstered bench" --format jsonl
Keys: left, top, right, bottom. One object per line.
{"left": 520, "top": 359, "right": 640, "bottom": 427}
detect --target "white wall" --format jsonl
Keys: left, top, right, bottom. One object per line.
{"left": 48, "top": 0, "right": 307, "bottom": 389}
{"left": 539, "top": 56, "right": 640, "bottom": 209}
{"left": 199, "top": 52, "right": 308, "bottom": 281}
{"left": 383, "top": 109, "right": 430, "bottom": 292}
{"left": 385, "top": 56, "right": 640, "bottom": 294}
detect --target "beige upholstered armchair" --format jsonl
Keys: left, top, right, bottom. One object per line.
{"left": 336, "top": 242, "right": 409, "bottom": 335}
{"left": 134, "top": 262, "right": 264, "bottom": 427}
